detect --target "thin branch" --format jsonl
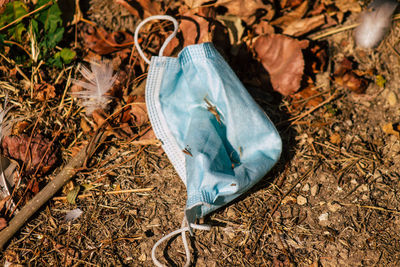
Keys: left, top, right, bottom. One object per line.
{"left": 0, "top": 130, "right": 107, "bottom": 250}
{"left": 52, "top": 187, "right": 155, "bottom": 202}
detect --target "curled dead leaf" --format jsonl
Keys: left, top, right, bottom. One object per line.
{"left": 334, "top": 58, "right": 369, "bottom": 94}
{"left": 340, "top": 72, "right": 368, "bottom": 94}
{"left": 163, "top": 11, "right": 230, "bottom": 57}
{"left": 335, "top": 0, "right": 361, "bottom": 13}
{"left": 254, "top": 34, "right": 308, "bottom": 96}
{"left": 130, "top": 103, "right": 148, "bottom": 126}
{"left": 382, "top": 123, "right": 400, "bottom": 138}
{"left": 12, "top": 121, "right": 30, "bottom": 135}
{"left": 83, "top": 26, "right": 134, "bottom": 55}
{"left": 283, "top": 14, "right": 325, "bottom": 36}
{"left": 1, "top": 134, "right": 58, "bottom": 175}
{"left": 33, "top": 83, "right": 56, "bottom": 101}
{"left": 253, "top": 20, "right": 275, "bottom": 35}
{"left": 271, "top": 1, "right": 308, "bottom": 28}
{"left": 217, "top": 0, "right": 274, "bottom": 24}
{"left": 164, "top": 13, "right": 212, "bottom": 56}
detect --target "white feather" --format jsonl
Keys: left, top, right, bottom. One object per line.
{"left": 355, "top": 0, "right": 398, "bottom": 48}
{"left": 65, "top": 208, "right": 83, "bottom": 222}
{"left": 72, "top": 60, "right": 117, "bottom": 115}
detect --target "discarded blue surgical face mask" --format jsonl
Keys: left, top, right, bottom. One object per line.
{"left": 134, "top": 15, "right": 282, "bottom": 266}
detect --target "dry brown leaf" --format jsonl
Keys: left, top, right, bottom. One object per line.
{"left": 91, "top": 109, "right": 111, "bottom": 132}
{"left": 33, "top": 83, "right": 56, "bottom": 101}
{"left": 136, "top": 0, "right": 161, "bottom": 17}
{"left": 80, "top": 118, "right": 93, "bottom": 133}
{"left": 340, "top": 72, "right": 368, "bottom": 94}
{"left": 116, "top": 0, "right": 161, "bottom": 18}
{"left": 254, "top": 34, "right": 309, "bottom": 96}
{"left": 330, "top": 133, "right": 341, "bottom": 144}
{"left": 335, "top": 0, "right": 361, "bottom": 13}
{"left": 334, "top": 58, "right": 353, "bottom": 76}
{"left": 12, "top": 121, "right": 30, "bottom": 135}
{"left": 271, "top": 0, "right": 308, "bottom": 28}
{"left": 283, "top": 14, "right": 325, "bottom": 36}
{"left": 184, "top": 0, "right": 209, "bottom": 8}
{"left": 130, "top": 103, "right": 148, "bottom": 127}
{"left": 382, "top": 123, "right": 400, "bottom": 138}
{"left": 281, "top": 0, "right": 304, "bottom": 9}
{"left": 291, "top": 86, "right": 324, "bottom": 110}
{"left": 309, "top": 2, "right": 327, "bottom": 16}
{"left": 83, "top": 26, "right": 134, "bottom": 55}
{"left": 164, "top": 10, "right": 229, "bottom": 56}
{"left": 1, "top": 134, "right": 58, "bottom": 175}
{"left": 163, "top": 13, "right": 211, "bottom": 56}
{"left": 334, "top": 58, "right": 369, "bottom": 94}
{"left": 253, "top": 20, "right": 275, "bottom": 35}
{"left": 179, "top": 14, "right": 212, "bottom": 45}
{"left": 217, "top": 0, "right": 274, "bottom": 24}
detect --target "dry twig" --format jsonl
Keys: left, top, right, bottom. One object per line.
{"left": 0, "top": 130, "right": 107, "bottom": 250}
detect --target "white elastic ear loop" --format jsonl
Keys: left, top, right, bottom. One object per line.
{"left": 151, "top": 220, "right": 211, "bottom": 267}
{"left": 134, "top": 15, "right": 179, "bottom": 65}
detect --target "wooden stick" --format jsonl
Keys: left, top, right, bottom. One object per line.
{"left": 0, "top": 131, "right": 107, "bottom": 250}
{"left": 52, "top": 187, "right": 154, "bottom": 201}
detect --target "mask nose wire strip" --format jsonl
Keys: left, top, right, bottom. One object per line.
{"left": 134, "top": 15, "right": 179, "bottom": 65}
{"left": 151, "top": 219, "right": 211, "bottom": 267}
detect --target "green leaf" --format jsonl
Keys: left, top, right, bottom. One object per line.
{"left": 36, "top": 0, "right": 63, "bottom": 34}
{"left": 35, "top": 0, "right": 64, "bottom": 52}
{"left": 43, "top": 27, "right": 64, "bottom": 50}
{"left": 49, "top": 48, "right": 76, "bottom": 68}
{"left": 0, "top": 1, "right": 29, "bottom": 41}
{"left": 12, "top": 23, "right": 26, "bottom": 42}
{"left": 48, "top": 53, "right": 62, "bottom": 68}
{"left": 0, "top": 1, "right": 28, "bottom": 25}
{"left": 60, "top": 48, "right": 76, "bottom": 64}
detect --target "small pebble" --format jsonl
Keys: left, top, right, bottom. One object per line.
{"left": 311, "top": 184, "right": 319, "bottom": 196}
{"left": 226, "top": 208, "right": 236, "bottom": 218}
{"left": 388, "top": 91, "right": 398, "bottom": 106}
{"left": 327, "top": 202, "right": 341, "bottom": 212}
{"left": 297, "top": 195, "right": 307, "bottom": 205}
{"left": 302, "top": 183, "right": 310, "bottom": 192}
{"left": 319, "top": 212, "right": 329, "bottom": 222}
{"left": 359, "top": 184, "right": 369, "bottom": 192}
{"left": 139, "top": 253, "right": 146, "bottom": 261}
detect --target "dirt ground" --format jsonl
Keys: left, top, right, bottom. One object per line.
{"left": 2, "top": 0, "right": 400, "bottom": 266}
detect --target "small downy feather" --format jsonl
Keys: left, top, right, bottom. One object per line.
{"left": 355, "top": 0, "right": 398, "bottom": 48}
{"left": 73, "top": 60, "right": 117, "bottom": 115}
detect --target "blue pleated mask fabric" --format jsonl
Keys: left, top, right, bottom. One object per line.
{"left": 134, "top": 15, "right": 282, "bottom": 267}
